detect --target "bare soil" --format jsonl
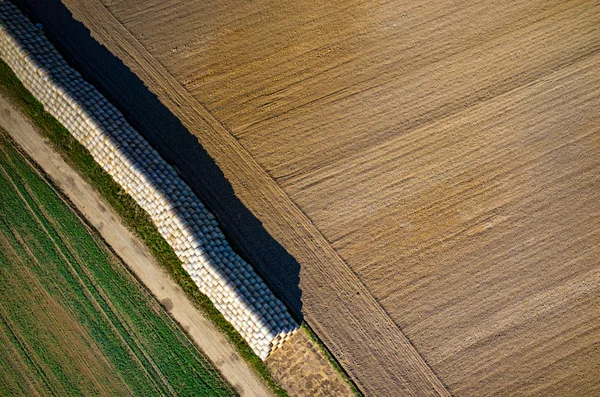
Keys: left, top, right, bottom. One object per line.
{"left": 41, "top": 1, "right": 600, "bottom": 395}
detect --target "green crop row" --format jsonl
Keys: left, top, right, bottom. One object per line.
{"left": 0, "top": 131, "right": 236, "bottom": 396}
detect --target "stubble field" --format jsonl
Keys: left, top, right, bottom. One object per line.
{"left": 48, "top": 0, "right": 600, "bottom": 395}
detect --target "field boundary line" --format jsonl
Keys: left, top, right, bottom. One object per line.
{"left": 65, "top": 1, "right": 451, "bottom": 394}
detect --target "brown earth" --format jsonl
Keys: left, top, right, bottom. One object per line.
{"left": 42, "top": 0, "right": 600, "bottom": 395}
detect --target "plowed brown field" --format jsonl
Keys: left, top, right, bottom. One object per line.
{"left": 52, "top": 0, "right": 600, "bottom": 395}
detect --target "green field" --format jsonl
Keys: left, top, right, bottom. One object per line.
{"left": 0, "top": 131, "right": 236, "bottom": 397}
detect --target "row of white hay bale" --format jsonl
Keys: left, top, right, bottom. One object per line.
{"left": 0, "top": 1, "right": 297, "bottom": 359}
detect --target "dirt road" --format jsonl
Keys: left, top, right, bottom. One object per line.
{"left": 0, "top": 93, "right": 273, "bottom": 397}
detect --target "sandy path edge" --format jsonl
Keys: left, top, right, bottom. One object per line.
{"left": 0, "top": 93, "right": 273, "bottom": 397}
